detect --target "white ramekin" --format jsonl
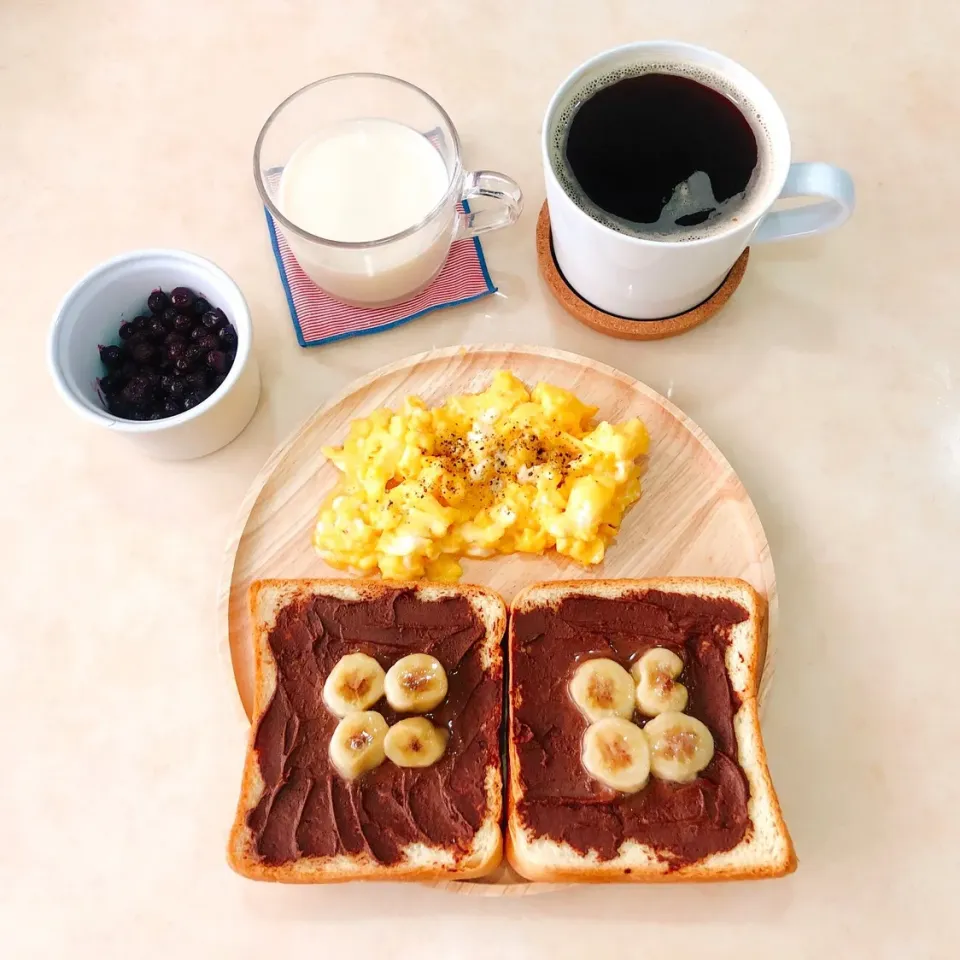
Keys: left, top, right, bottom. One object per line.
{"left": 48, "top": 249, "right": 261, "bottom": 460}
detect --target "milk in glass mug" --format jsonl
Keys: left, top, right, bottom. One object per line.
{"left": 256, "top": 74, "right": 523, "bottom": 307}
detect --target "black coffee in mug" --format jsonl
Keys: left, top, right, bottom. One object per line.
{"left": 556, "top": 70, "right": 768, "bottom": 240}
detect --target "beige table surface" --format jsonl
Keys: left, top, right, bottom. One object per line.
{"left": 3, "top": 0, "right": 959, "bottom": 956}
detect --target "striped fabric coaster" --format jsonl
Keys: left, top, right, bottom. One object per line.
{"left": 264, "top": 200, "right": 496, "bottom": 347}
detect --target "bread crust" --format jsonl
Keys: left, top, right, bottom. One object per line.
{"left": 506, "top": 578, "right": 797, "bottom": 882}
{"left": 228, "top": 579, "right": 506, "bottom": 883}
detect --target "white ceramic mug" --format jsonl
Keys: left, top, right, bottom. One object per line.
{"left": 542, "top": 41, "right": 856, "bottom": 320}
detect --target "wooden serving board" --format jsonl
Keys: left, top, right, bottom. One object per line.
{"left": 218, "top": 344, "right": 777, "bottom": 895}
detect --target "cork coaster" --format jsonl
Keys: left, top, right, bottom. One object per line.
{"left": 536, "top": 201, "right": 750, "bottom": 340}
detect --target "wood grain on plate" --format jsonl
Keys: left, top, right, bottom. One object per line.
{"left": 218, "top": 344, "right": 777, "bottom": 895}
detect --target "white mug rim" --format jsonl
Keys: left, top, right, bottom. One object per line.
{"left": 542, "top": 40, "right": 792, "bottom": 248}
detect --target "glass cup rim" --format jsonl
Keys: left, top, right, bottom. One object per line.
{"left": 254, "top": 72, "right": 464, "bottom": 250}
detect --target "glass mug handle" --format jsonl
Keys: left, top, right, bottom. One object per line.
{"left": 455, "top": 170, "right": 524, "bottom": 239}
{"left": 753, "top": 162, "right": 855, "bottom": 243}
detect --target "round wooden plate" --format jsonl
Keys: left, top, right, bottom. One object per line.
{"left": 219, "top": 344, "right": 777, "bottom": 896}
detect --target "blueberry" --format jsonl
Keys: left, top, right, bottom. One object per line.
{"left": 121, "top": 376, "right": 151, "bottom": 406}
{"left": 182, "top": 391, "right": 206, "bottom": 411}
{"left": 173, "top": 313, "right": 194, "bottom": 333}
{"left": 170, "top": 287, "right": 195, "bottom": 311}
{"left": 146, "top": 318, "right": 167, "bottom": 343}
{"left": 162, "top": 399, "right": 182, "bottom": 416}
{"left": 192, "top": 296, "right": 211, "bottom": 317}
{"left": 147, "top": 289, "right": 168, "bottom": 313}
{"left": 189, "top": 324, "right": 208, "bottom": 342}
{"left": 98, "top": 373, "right": 123, "bottom": 395}
{"left": 174, "top": 357, "right": 192, "bottom": 374}
{"left": 130, "top": 341, "right": 155, "bottom": 364}
{"left": 196, "top": 334, "right": 218, "bottom": 352}
{"left": 201, "top": 309, "right": 226, "bottom": 331}
{"left": 118, "top": 321, "right": 135, "bottom": 340}
{"left": 167, "top": 377, "right": 186, "bottom": 399}
{"left": 98, "top": 344, "right": 124, "bottom": 369}
{"left": 206, "top": 349, "right": 228, "bottom": 375}
{"left": 165, "top": 341, "right": 186, "bottom": 362}
{"left": 218, "top": 324, "right": 238, "bottom": 349}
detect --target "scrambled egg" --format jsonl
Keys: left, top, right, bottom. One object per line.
{"left": 313, "top": 371, "right": 649, "bottom": 581}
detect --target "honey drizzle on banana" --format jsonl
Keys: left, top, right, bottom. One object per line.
{"left": 574, "top": 648, "right": 714, "bottom": 791}
{"left": 325, "top": 652, "right": 451, "bottom": 778}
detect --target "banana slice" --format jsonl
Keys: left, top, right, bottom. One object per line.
{"left": 323, "top": 653, "right": 386, "bottom": 717}
{"left": 383, "top": 717, "right": 448, "bottom": 768}
{"left": 328, "top": 711, "right": 388, "bottom": 779}
{"left": 631, "top": 647, "right": 688, "bottom": 717}
{"left": 643, "top": 711, "right": 714, "bottom": 783}
{"left": 384, "top": 654, "right": 448, "bottom": 712}
{"left": 569, "top": 658, "right": 636, "bottom": 722}
{"left": 581, "top": 717, "right": 651, "bottom": 793}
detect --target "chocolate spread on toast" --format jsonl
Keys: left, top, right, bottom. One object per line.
{"left": 247, "top": 589, "right": 500, "bottom": 865}
{"left": 511, "top": 590, "right": 752, "bottom": 865}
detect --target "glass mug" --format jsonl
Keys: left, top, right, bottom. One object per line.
{"left": 255, "top": 74, "right": 523, "bottom": 308}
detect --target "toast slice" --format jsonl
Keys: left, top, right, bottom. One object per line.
{"left": 506, "top": 578, "right": 795, "bottom": 882}
{"left": 228, "top": 579, "right": 506, "bottom": 882}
